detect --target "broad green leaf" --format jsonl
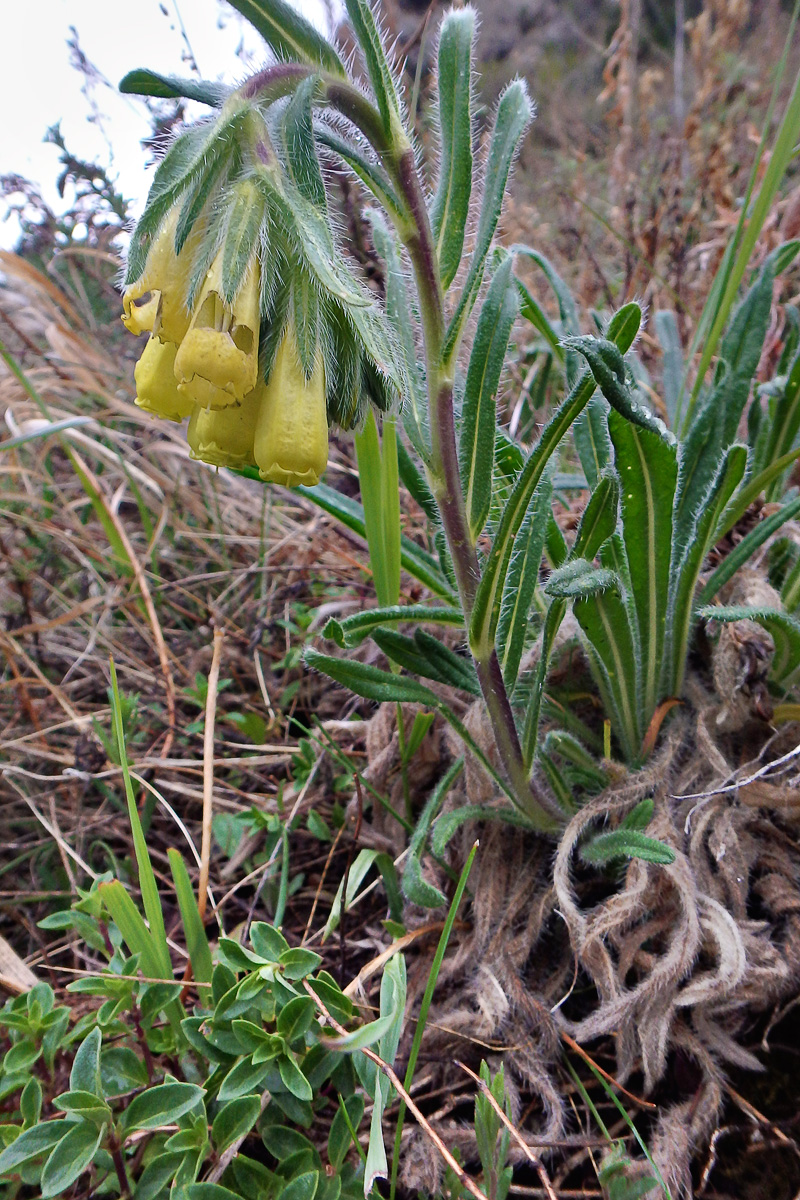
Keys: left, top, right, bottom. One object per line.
{"left": 167, "top": 849, "right": 213, "bottom": 999}
{"left": 431, "top": 8, "right": 475, "bottom": 289}
{"left": 699, "top": 604, "right": 800, "bottom": 684}
{"left": 276, "top": 1169, "right": 319, "bottom": 1200}
{"left": 324, "top": 599, "right": 464, "bottom": 649}
{"left": 212, "top": 1097, "right": 262, "bottom": 1154}
{"left": 278, "top": 1054, "right": 313, "bottom": 1100}
{"left": 0, "top": 1121, "right": 68, "bottom": 1174}
{"left": 700, "top": 495, "right": 800, "bottom": 605}
{"left": 343, "top": 0, "right": 402, "bottom": 134}
{"left": 250, "top": 921, "right": 290, "bottom": 961}
{"left": 322, "top": 1010, "right": 398, "bottom": 1053}
{"left": 226, "top": 0, "right": 346, "bottom": 75}
{"left": 277, "top": 996, "right": 316, "bottom": 1043}
{"left": 41, "top": 1121, "right": 104, "bottom": 1198}
{"left": 219, "top": 1059, "right": 272, "bottom": 1102}
{"left": 70, "top": 1026, "right": 102, "bottom": 1097}
{"left": 52, "top": 1090, "right": 110, "bottom": 1122}
{"left": 566, "top": 337, "right": 673, "bottom": 439}
{"left": 444, "top": 81, "right": 534, "bottom": 362}
{"left": 496, "top": 471, "right": 552, "bottom": 690}
{"left": 469, "top": 304, "right": 641, "bottom": 659}
{"left": 461, "top": 255, "right": 519, "bottom": 541}
{"left": 119, "top": 69, "right": 229, "bottom": 106}
{"left": 609, "top": 411, "right": 677, "bottom": 721}
{"left": 279, "top": 948, "right": 323, "bottom": 980}
{"left": 121, "top": 1083, "right": 205, "bottom": 1133}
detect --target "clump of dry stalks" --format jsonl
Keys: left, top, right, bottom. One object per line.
{"left": 351, "top": 645, "right": 800, "bottom": 1195}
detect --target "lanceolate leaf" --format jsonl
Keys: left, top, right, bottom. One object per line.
{"left": 397, "top": 440, "right": 438, "bottom": 520}
{"left": 226, "top": 0, "right": 346, "bottom": 76}
{"left": 574, "top": 582, "right": 642, "bottom": 764}
{"left": 699, "top": 604, "right": 800, "bottom": 684}
{"left": 496, "top": 471, "right": 552, "bottom": 690}
{"left": 716, "top": 445, "right": 800, "bottom": 540}
{"left": 580, "top": 829, "right": 676, "bottom": 866}
{"left": 371, "top": 628, "right": 480, "bottom": 695}
{"left": 759, "top": 348, "right": 800, "bottom": 499}
{"left": 521, "top": 599, "right": 566, "bottom": 767}
{"left": 572, "top": 470, "right": 620, "bottom": 560}
{"left": 443, "top": 80, "right": 534, "bottom": 362}
{"left": 513, "top": 245, "right": 580, "bottom": 380}
{"left": 283, "top": 78, "right": 328, "bottom": 210}
{"left": 544, "top": 559, "right": 617, "bottom": 599}
{"left": 665, "top": 444, "right": 747, "bottom": 696}
{"left": 431, "top": 8, "right": 475, "bottom": 289}
{"left": 461, "top": 255, "right": 519, "bottom": 541}
{"left": 221, "top": 183, "right": 266, "bottom": 304}
{"left": 700, "top": 495, "right": 800, "bottom": 605}
{"left": 469, "top": 303, "right": 641, "bottom": 660}
{"left": 317, "top": 127, "right": 403, "bottom": 217}
{"left": 654, "top": 309, "right": 684, "bottom": 429}
{"left": 323, "top": 605, "right": 463, "bottom": 648}
{"left": 609, "top": 410, "right": 677, "bottom": 721}
{"left": 343, "top": 0, "right": 402, "bottom": 134}
{"left": 119, "top": 70, "right": 229, "bottom": 107}
{"left": 402, "top": 758, "right": 464, "bottom": 909}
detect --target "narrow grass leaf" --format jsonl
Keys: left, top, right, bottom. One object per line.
{"left": 167, "top": 850, "right": 214, "bottom": 999}
{"left": 700, "top": 496, "right": 800, "bottom": 605}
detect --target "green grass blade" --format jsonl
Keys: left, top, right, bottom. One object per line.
{"left": 389, "top": 841, "right": 478, "bottom": 1200}
{"left": 109, "top": 660, "right": 172, "bottom": 980}
{"left": 700, "top": 496, "right": 800, "bottom": 606}
{"left": 167, "top": 849, "right": 213, "bottom": 1002}
{"left": 98, "top": 881, "right": 164, "bottom": 980}
{"left": 343, "top": 0, "right": 402, "bottom": 134}
{"left": 380, "top": 417, "right": 401, "bottom": 607}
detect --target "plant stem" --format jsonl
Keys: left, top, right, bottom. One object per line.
{"left": 388, "top": 146, "right": 558, "bottom": 828}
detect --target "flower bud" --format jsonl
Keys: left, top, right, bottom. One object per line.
{"left": 174, "top": 254, "right": 260, "bottom": 410}
{"left": 254, "top": 330, "right": 328, "bottom": 487}
{"left": 134, "top": 336, "right": 195, "bottom": 422}
{"left": 187, "top": 386, "right": 261, "bottom": 469}
{"left": 122, "top": 208, "right": 194, "bottom": 344}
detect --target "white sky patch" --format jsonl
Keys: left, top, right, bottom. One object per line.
{"left": 0, "top": 0, "right": 335, "bottom": 250}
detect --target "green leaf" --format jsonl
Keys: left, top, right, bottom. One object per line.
{"left": 343, "top": 0, "right": 402, "bottom": 135}
{"left": 665, "top": 444, "right": 747, "bottom": 696}
{"left": 276, "top": 1169, "right": 319, "bottom": 1200}
{"left": 580, "top": 829, "right": 676, "bottom": 866}
{"left": 654, "top": 309, "right": 683, "bottom": 429}
{"left": 469, "top": 304, "right": 641, "bottom": 659}
{"left": 279, "top": 948, "right": 323, "bottom": 980}
{"left": 251, "top": 921, "right": 290, "bottom": 961}
{"left": 277, "top": 996, "right": 316, "bottom": 1043}
{"left": 212, "top": 1096, "right": 263, "bottom": 1154}
{"left": 52, "top": 1090, "right": 111, "bottom": 1122}
{"left": 716, "top": 445, "right": 800, "bottom": 540}
{"left": 41, "top": 1121, "right": 104, "bottom": 1198}
{"left": 219, "top": 1059, "right": 272, "bottom": 1102}
{"left": 305, "top": 650, "right": 437, "bottom": 704}
{"left": 544, "top": 559, "right": 617, "bottom": 599}
{"left": 444, "top": 80, "right": 534, "bottom": 362}
{"left": 574, "top": 573, "right": 642, "bottom": 763}
{"left": 20, "top": 1078, "right": 42, "bottom": 1129}
{"left": 572, "top": 469, "right": 620, "bottom": 560}
{"left": 431, "top": 8, "right": 475, "bottom": 289}
{"left": 319, "top": 128, "right": 403, "bottom": 216}
{"left": 284, "top": 77, "right": 327, "bottom": 209}
{"left": 98, "top": 881, "right": 164, "bottom": 980}
{"left": 461, "top": 255, "right": 519, "bottom": 541}
{"left": 430, "top": 804, "right": 532, "bottom": 857}
{"left": 608, "top": 411, "right": 678, "bottom": 722}
{"left": 292, "top": 481, "right": 455, "bottom": 599}
{"left": 402, "top": 758, "right": 463, "bottom": 909}
{"left": 70, "top": 1026, "right": 102, "bottom": 1097}
{"left": 326, "top": 605, "right": 464, "bottom": 651}
{"left": 220, "top": 182, "right": 265, "bottom": 305}
{"left": 0, "top": 1122, "right": 68, "bottom": 1175}
{"left": 355, "top": 409, "right": 400, "bottom": 608}
{"left": 496, "top": 471, "right": 552, "bottom": 690}
{"left": 700, "top": 495, "right": 800, "bottom": 605}
{"left": 328, "top": 1096, "right": 364, "bottom": 1171}
{"left": 167, "top": 849, "right": 213, "bottom": 1000}
{"left": 121, "top": 1083, "right": 205, "bottom": 1133}
{"left": 278, "top": 1054, "right": 313, "bottom": 1100}
{"left": 186, "top": 1187, "right": 246, "bottom": 1200}
{"left": 108, "top": 663, "right": 172, "bottom": 981}
{"left": 118, "top": 69, "right": 229, "bottom": 106}
{"left": 226, "top": 0, "right": 346, "bottom": 75}
{"left": 699, "top": 604, "right": 800, "bottom": 684}
{"left": 372, "top": 627, "right": 479, "bottom": 695}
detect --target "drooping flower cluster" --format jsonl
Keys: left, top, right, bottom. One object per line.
{"left": 121, "top": 98, "right": 398, "bottom": 487}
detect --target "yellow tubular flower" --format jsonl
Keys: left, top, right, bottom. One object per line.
{"left": 122, "top": 208, "right": 194, "bottom": 344}
{"left": 174, "top": 255, "right": 260, "bottom": 410}
{"left": 134, "top": 336, "right": 195, "bottom": 422}
{"left": 254, "top": 331, "right": 328, "bottom": 487}
{"left": 187, "top": 386, "right": 261, "bottom": 469}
